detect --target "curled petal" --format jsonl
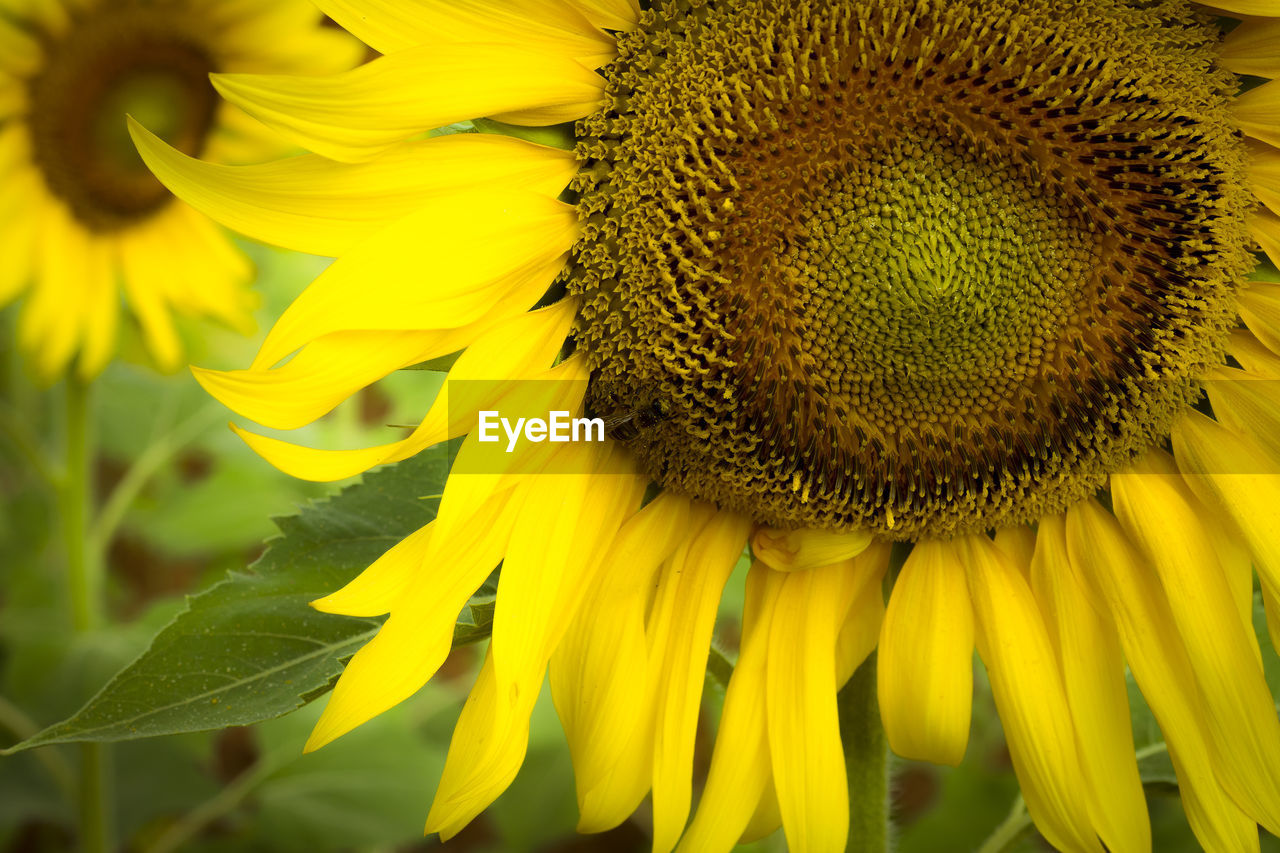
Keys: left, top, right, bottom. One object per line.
{"left": 751, "top": 525, "right": 872, "bottom": 572}
{"left": 878, "top": 539, "right": 973, "bottom": 767}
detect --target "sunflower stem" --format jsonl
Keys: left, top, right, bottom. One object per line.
{"left": 840, "top": 652, "right": 891, "bottom": 853}
{"left": 62, "top": 378, "right": 111, "bottom": 853}
{"left": 977, "top": 795, "right": 1032, "bottom": 853}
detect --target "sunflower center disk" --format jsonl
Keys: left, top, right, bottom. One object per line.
{"left": 26, "top": 7, "right": 218, "bottom": 231}
{"left": 781, "top": 132, "right": 1094, "bottom": 438}
{"left": 570, "top": 0, "right": 1253, "bottom": 538}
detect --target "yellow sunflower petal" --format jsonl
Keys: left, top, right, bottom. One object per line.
{"left": 877, "top": 539, "right": 973, "bottom": 767}
{"left": 1252, "top": 208, "right": 1280, "bottom": 271}
{"left": 1067, "top": 499, "right": 1261, "bottom": 853}
{"left": 0, "top": 72, "right": 26, "bottom": 121}
{"left": 576, "top": 735, "right": 655, "bottom": 833}
{"left": 203, "top": 289, "right": 573, "bottom": 433}
{"left": 1112, "top": 454, "right": 1280, "bottom": 835}
{"left": 1228, "top": 328, "right": 1280, "bottom": 373}
{"left": 118, "top": 227, "right": 183, "bottom": 373}
{"left": 1207, "top": 0, "right": 1280, "bottom": 17}
{"left": 427, "top": 411, "right": 565, "bottom": 556}
{"left": 767, "top": 560, "right": 862, "bottom": 853}
{"left": 751, "top": 525, "right": 873, "bottom": 572}
{"left": 311, "top": 522, "right": 434, "bottom": 618}
{"left": 1234, "top": 77, "right": 1280, "bottom": 148}
{"left": 250, "top": 190, "right": 576, "bottom": 369}
{"left": 217, "top": 3, "right": 366, "bottom": 76}
{"left": 132, "top": 121, "right": 576, "bottom": 257}
{"left": 75, "top": 237, "right": 119, "bottom": 381}
{"left": 1205, "top": 504, "right": 1260, "bottom": 654}
{"left": 1169, "top": 744, "right": 1262, "bottom": 853}
{"left": 157, "top": 204, "right": 256, "bottom": 331}
{"left": 565, "top": 0, "right": 641, "bottom": 31}
{"left": 1204, "top": 364, "right": 1280, "bottom": 462}
{"left": 1251, "top": 140, "right": 1280, "bottom": 216}
{"left": 1222, "top": 18, "right": 1280, "bottom": 78}
{"left": 306, "top": 490, "right": 523, "bottom": 751}
{"left": 648, "top": 510, "right": 752, "bottom": 853}
{"left": 678, "top": 563, "right": 782, "bottom": 853}
{"left": 1031, "top": 516, "right": 1150, "bottom": 853}
{"left": 428, "top": 448, "right": 645, "bottom": 837}
{"left": 7, "top": 0, "right": 68, "bottom": 36}
{"left": 424, "top": 650, "right": 529, "bottom": 840}
{"left": 226, "top": 301, "right": 578, "bottom": 482}
{"left": 305, "top": 608, "right": 454, "bottom": 753}
{"left": 552, "top": 491, "right": 692, "bottom": 799}
{"left": 212, "top": 44, "right": 605, "bottom": 163}
{"left": 742, "top": 781, "right": 784, "bottom": 843}
{"left": 1238, "top": 283, "right": 1280, "bottom": 357}
{"left": 490, "top": 448, "right": 644, "bottom": 698}
{"left": 962, "top": 533, "right": 1102, "bottom": 853}
{"left": 571, "top": 500, "right": 714, "bottom": 835}
{"left": 313, "top": 0, "right": 613, "bottom": 67}
{"left": 0, "top": 215, "right": 34, "bottom": 308}
{"left": 195, "top": 330, "right": 443, "bottom": 431}
{"left": 0, "top": 146, "right": 39, "bottom": 306}
{"left": 994, "top": 525, "right": 1036, "bottom": 581}
{"left": 19, "top": 206, "right": 93, "bottom": 381}
{"left": 110, "top": 202, "right": 256, "bottom": 365}
{"left": 835, "top": 543, "right": 891, "bottom": 685}
{"left": 1172, "top": 410, "right": 1280, "bottom": 643}
{"left": 0, "top": 16, "right": 40, "bottom": 78}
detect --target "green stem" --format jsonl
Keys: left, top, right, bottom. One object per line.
{"left": 62, "top": 379, "right": 111, "bottom": 853}
{"left": 77, "top": 744, "right": 109, "bottom": 853}
{"left": 143, "top": 758, "right": 277, "bottom": 853}
{"left": 90, "top": 403, "right": 220, "bottom": 553}
{"left": 840, "top": 652, "right": 891, "bottom": 853}
{"left": 977, "top": 795, "right": 1033, "bottom": 853}
{"left": 63, "top": 379, "right": 99, "bottom": 633}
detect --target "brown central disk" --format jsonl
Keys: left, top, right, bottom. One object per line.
{"left": 25, "top": 5, "right": 219, "bottom": 232}
{"left": 569, "top": 0, "right": 1252, "bottom": 538}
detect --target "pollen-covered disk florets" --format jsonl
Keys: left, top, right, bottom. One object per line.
{"left": 570, "top": 0, "right": 1254, "bottom": 538}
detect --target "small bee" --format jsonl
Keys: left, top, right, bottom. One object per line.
{"left": 602, "top": 398, "right": 672, "bottom": 443}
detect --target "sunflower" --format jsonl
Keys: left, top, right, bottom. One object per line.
{"left": 136, "top": 0, "right": 1280, "bottom": 849}
{"left": 0, "top": 0, "right": 361, "bottom": 380}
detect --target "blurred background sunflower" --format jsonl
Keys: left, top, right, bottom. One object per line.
{"left": 0, "top": 0, "right": 361, "bottom": 380}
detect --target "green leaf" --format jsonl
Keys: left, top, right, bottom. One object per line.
{"left": 472, "top": 116, "right": 577, "bottom": 149}
{"left": 1137, "top": 747, "right": 1179, "bottom": 792}
{"left": 453, "top": 569, "right": 498, "bottom": 646}
{"left": 4, "top": 442, "right": 469, "bottom": 752}
{"left": 705, "top": 644, "right": 734, "bottom": 692}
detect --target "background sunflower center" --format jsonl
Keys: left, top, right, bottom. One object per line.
{"left": 26, "top": 7, "right": 218, "bottom": 232}
{"left": 570, "top": 0, "right": 1253, "bottom": 538}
